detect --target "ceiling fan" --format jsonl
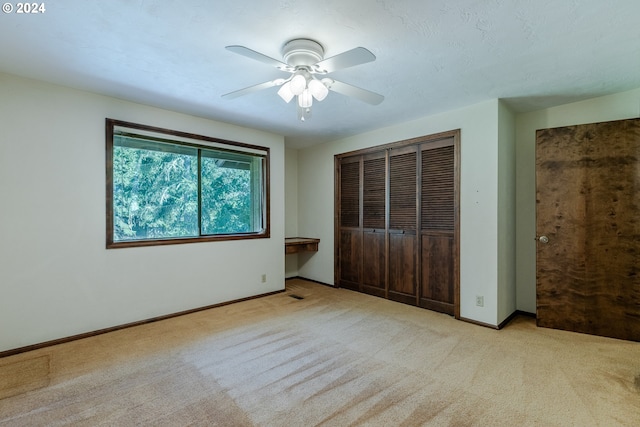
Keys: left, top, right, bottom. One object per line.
{"left": 222, "top": 38, "right": 384, "bottom": 121}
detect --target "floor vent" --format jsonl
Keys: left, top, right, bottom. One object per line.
{"left": 289, "top": 294, "right": 304, "bottom": 300}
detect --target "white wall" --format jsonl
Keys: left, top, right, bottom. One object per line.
{"left": 497, "top": 101, "right": 517, "bottom": 324}
{"left": 514, "top": 87, "right": 640, "bottom": 314}
{"left": 284, "top": 148, "right": 299, "bottom": 278}
{"left": 11, "top": 71, "right": 632, "bottom": 350}
{"left": 297, "top": 99, "right": 507, "bottom": 326}
{"left": 0, "top": 73, "right": 285, "bottom": 352}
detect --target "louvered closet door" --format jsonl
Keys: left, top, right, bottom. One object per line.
{"left": 420, "top": 140, "right": 456, "bottom": 315}
{"left": 388, "top": 146, "right": 418, "bottom": 305}
{"left": 362, "top": 152, "right": 386, "bottom": 296}
{"left": 335, "top": 130, "right": 459, "bottom": 317}
{"left": 338, "top": 156, "right": 361, "bottom": 290}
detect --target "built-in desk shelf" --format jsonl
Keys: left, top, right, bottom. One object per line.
{"left": 285, "top": 237, "right": 320, "bottom": 254}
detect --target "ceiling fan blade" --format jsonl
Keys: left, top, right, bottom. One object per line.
{"left": 221, "top": 80, "right": 282, "bottom": 99}
{"left": 225, "top": 45, "right": 292, "bottom": 71}
{"left": 325, "top": 79, "right": 384, "bottom": 105}
{"left": 313, "top": 47, "right": 376, "bottom": 73}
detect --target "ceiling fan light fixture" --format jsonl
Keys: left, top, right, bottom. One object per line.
{"left": 308, "top": 78, "right": 329, "bottom": 101}
{"left": 298, "top": 89, "right": 313, "bottom": 108}
{"left": 277, "top": 82, "right": 295, "bottom": 103}
{"left": 289, "top": 73, "right": 307, "bottom": 95}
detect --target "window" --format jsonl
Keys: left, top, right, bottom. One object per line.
{"left": 106, "top": 119, "right": 269, "bottom": 248}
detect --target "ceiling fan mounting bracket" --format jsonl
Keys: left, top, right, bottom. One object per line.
{"left": 282, "top": 39, "right": 324, "bottom": 67}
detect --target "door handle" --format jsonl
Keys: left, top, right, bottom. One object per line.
{"left": 536, "top": 235, "right": 549, "bottom": 244}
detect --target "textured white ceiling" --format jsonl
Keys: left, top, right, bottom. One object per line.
{"left": 1, "top": 0, "right": 639, "bottom": 148}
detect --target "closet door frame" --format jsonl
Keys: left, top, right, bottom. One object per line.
{"left": 334, "top": 129, "right": 460, "bottom": 319}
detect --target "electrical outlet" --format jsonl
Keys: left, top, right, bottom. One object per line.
{"left": 261, "top": 274, "right": 267, "bottom": 283}
{"left": 475, "top": 295, "right": 484, "bottom": 307}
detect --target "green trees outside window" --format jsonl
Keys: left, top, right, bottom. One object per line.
{"left": 106, "top": 119, "right": 269, "bottom": 248}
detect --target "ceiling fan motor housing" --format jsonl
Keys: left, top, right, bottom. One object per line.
{"left": 282, "top": 39, "right": 324, "bottom": 67}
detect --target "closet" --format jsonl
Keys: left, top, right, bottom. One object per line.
{"left": 334, "top": 130, "right": 460, "bottom": 317}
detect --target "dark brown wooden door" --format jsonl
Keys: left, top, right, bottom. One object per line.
{"left": 338, "top": 156, "right": 361, "bottom": 291}
{"left": 419, "top": 141, "right": 457, "bottom": 315}
{"left": 362, "top": 152, "right": 386, "bottom": 297}
{"left": 536, "top": 118, "right": 640, "bottom": 341}
{"left": 388, "top": 146, "right": 418, "bottom": 305}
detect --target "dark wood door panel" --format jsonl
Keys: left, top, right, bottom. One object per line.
{"left": 389, "top": 149, "right": 417, "bottom": 232}
{"left": 535, "top": 133, "right": 588, "bottom": 330}
{"left": 420, "top": 233, "right": 454, "bottom": 314}
{"left": 421, "top": 144, "right": 455, "bottom": 231}
{"left": 362, "top": 231, "right": 385, "bottom": 295}
{"left": 419, "top": 142, "right": 456, "bottom": 315}
{"left": 388, "top": 233, "right": 417, "bottom": 301}
{"left": 339, "top": 159, "right": 361, "bottom": 228}
{"left": 339, "top": 229, "right": 362, "bottom": 289}
{"left": 536, "top": 118, "right": 640, "bottom": 341}
{"left": 363, "top": 153, "right": 386, "bottom": 230}
{"left": 583, "top": 121, "right": 640, "bottom": 340}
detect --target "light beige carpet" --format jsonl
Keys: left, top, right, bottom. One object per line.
{"left": 1, "top": 279, "right": 639, "bottom": 426}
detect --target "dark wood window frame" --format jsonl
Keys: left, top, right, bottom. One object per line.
{"left": 106, "top": 118, "right": 270, "bottom": 249}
